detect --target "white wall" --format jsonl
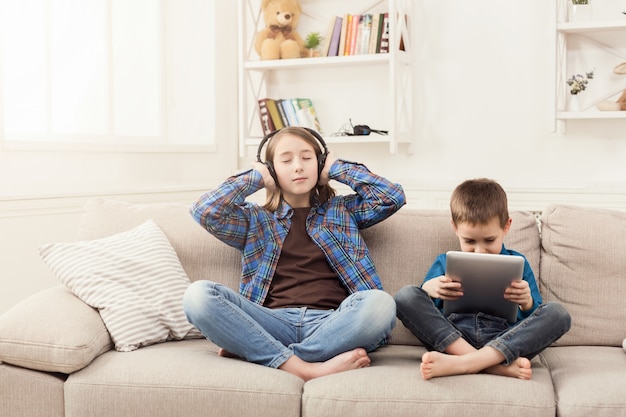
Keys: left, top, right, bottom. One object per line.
{"left": 2, "top": 0, "right": 626, "bottom": 313}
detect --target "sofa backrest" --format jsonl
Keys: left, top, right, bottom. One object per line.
{"left": 540, "top": 204, "right": 626, "bottom": 347}
{"left": 77, "top": 198, "right": 541, "bottom": 347}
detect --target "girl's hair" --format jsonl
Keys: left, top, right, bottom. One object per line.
{"left": 263, "top": 127, "right": 336, "bottom": 212}
{"left": 450, "top": 178, "right": 509, "bottom": 228}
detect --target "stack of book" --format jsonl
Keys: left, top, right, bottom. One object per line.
{"left": 257, "top": 98, "right": 323, "bottom": 136}
{"left": 319, "top": 13, "right": 390, "bottom": 57}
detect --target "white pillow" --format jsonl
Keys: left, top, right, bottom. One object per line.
{"left": 39, "top": 219, "right": 201, "bottom": 352}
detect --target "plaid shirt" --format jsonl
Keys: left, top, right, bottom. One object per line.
{"left": 191, "top": 159, "right": 406, "bottom": 305}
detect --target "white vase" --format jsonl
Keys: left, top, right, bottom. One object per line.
{"left": 570, "top": 3, "right": 593, "bottom": 22}
{"left": 568, "top": 95, "right": 580, "bottom": 112}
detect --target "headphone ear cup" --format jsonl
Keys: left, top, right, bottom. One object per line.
{"left": 264, "top": 161, "right": 278, "bottom": 184}
{"left": 317, "top": 153, "right": 327, "bottom": 176}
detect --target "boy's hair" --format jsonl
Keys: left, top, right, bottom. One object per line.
{"left": 450, "top": 178, "right": 509, "bottom": 228}
{"left": 263, "top": 127, "right": 336, "bottom": 212}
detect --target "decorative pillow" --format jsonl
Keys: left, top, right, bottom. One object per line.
{"left": 0, "top": 285, "right": 113, "bottom": 373}
{"left": 39, "top": 219, "right": 201, "bottom": 352}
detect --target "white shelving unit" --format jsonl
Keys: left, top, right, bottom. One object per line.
{"left": 554, "top": 0, "right": 626, "bottom": 133}
{"left": 237, "top": 0, "right": 414, "bottom": 157}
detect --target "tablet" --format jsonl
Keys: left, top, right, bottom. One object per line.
{"left": 442, "top": 251, "right": 523, "bottom": 323}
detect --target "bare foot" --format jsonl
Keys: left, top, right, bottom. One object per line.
{"left": 280, "top": 348, "right": 371, "bottom": 381}
{"left": 485, "top": 357, "right": 532, "bottom": 380}
{"left": 420, "top": 351, "right": 474, "bottom": 380}
{"left": 217, "top": 348, "right": 242, "bottom": 359}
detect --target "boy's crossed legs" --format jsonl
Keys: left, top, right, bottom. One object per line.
{"left": 394, "top": 285, "right": 570, "bottom": 380}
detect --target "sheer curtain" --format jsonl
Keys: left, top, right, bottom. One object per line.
{"left": 0, "top": 0, "right": 215, "bottom": 149}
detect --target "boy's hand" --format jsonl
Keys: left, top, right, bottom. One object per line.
{"left": 422, "top": 276, "right": 463, "bottom": 300}
{"left": 252, "top": 161, "right": 277, "bottom": 192}
{"left": 505, "top": 280, "right": 533, "bottom": 311}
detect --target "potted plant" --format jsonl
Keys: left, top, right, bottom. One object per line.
{"left": 305, "top": 32, "right": 323, "bottom": 57}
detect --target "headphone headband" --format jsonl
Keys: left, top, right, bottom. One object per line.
{"left": 256, "top": 127, "right": 327, "bottom": 163}
{"left": 256, "top": 127, "right": 328, "bottom": 184}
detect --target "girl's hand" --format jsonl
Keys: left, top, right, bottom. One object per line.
{"left": 252, "top": 161, "right": 277, "bottom": 191}
{"left": 318, "top": 150, "right": 337, "bottom": 186}
{"left": 504, "top": 280, "right": 533, "bottom": 311}
{"left": 422, "top": 276, "right": 463, "bottom": 300}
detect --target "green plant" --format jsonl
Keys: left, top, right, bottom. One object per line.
{"left": 566, "top": 70, "right": 594, "bottom": 95}
{"left": 304, "top": 32, "right": 322, "bottom": 50}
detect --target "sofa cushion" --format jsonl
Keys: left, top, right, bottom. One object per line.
{"left": 540, "top": 205, "right": 626, "bottom": 346}
{"left": 0, "top": 286, "right": 112, "bottom": 373}
{"left": 302, "top": 345, "right": 555, "bottom": 417}
{"left": 40, "top": 219, "right": 201, "bottom": 352}
{"left": 541, "top": 346, "right": 626, "bottom": 417}
{"left": 64, "top": 340, "right": 303, "bottom": 417}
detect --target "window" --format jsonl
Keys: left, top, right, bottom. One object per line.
{"left": 0, "top": 0, "right": 215, "bottom": 151}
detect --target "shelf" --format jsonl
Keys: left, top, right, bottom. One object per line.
{"left": 557, "top": 111, "right": 626, "bottom": 120}
{"left": 557, "top": 20, "right": 626, "bottom": 33}
{"left": 244, "top": 135, "right": 393, "bottom": 148}
{"left": 553, "top": 0, "right": 626, "bottom": 131}
{"left": 243, "top": 51, "right": 411, "bottom": 70}
{"left": 238, "top": 0, "right": 415, "bottom": 157}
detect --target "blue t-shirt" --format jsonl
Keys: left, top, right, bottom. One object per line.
{"left": 422, "top": 245, "right": 542, "bottom": 322}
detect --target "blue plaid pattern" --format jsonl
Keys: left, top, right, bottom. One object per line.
{"left": 191, "top": 159, "right": 406, "bottom": 304}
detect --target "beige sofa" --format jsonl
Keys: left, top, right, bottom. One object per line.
{"left": 1, "top": 198, "right": 625, "bottom": 417}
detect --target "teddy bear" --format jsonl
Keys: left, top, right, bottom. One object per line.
{"left": 254, "top": 0, "right": 306, "bottom": 60}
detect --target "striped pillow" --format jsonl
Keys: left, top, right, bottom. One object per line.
{"left": 39, "top": 219, "right": 201, "bottom": 352}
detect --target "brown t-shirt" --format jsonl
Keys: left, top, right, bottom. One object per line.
{"left": 264, "top": 207, "right": 348, "bottom": 309}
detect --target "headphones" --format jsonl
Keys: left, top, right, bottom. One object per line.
{"left": 346, "top": 119, "right": 388, "bottom": 136}
{"left": 256, "top": 127, "right": 328, "bottom": 184}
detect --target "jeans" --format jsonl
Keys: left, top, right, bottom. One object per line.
{"left": 182, "top": 280, "right": 397, "bottom": 368}
{"left": 394, "top": 285, "right": 571, "bottom": 365}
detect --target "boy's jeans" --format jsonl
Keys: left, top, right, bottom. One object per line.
{"left": 394, "top": 285, "right": 571, "bottom": 365}
{"left": 183, "top": 280, "right": 396, "bottom": 368}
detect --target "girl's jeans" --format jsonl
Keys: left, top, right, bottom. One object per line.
{"left": 394, "top": 285, "right": 571, "bottom": 365}
{"left": 183, "top": 280, "right": 397, "bottom": 369}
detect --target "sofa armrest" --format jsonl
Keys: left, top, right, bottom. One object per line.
{"left": 0, "top": 285, "right": 112, "bottom": 374}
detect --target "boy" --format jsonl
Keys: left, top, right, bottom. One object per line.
{"left": 394, "top": 178, "right": 570, "bottom": 380}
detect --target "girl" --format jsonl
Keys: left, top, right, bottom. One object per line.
{"left": 183, "top": 127, "right": 406, "bottom": 381}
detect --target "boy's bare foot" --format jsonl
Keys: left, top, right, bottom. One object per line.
{"left": 485, "top": 357, "right": 532, "bottom": 380}
{"left": 280, "top": 348, "right": 371, "bottom": 381}
{"left": 420, "top": 351, "right": 472, "bottom": 380}
{"left": 421, "top": 351, "right": 533, "bottom": 380}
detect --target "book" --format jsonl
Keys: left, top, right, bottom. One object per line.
{"left": 257, "top": 98, "right": 275, "bottom": 136}
{"left": 297, "top": 98, "right": 323, "bottom": 134}
{"left": 348, "top": 14, "right": 360, "bottom": 55}
{"left": 374, "top": 13, "right": 385, "bottom": 53}
{"left": 343, "top": 14, "right": 353, "bottom": 56}
{"left": 291, "top": 98, "right": 309, "bottom": 128}
{"left": 327, "top": 16, "right": 343, "bottom": 57}
{"left": 337, "top": 14, "right": 349, "bottom": 58}
{"left": 379, "top": 12, "right": 390, "bottom": 53}
{"left": 280, "top": 99, "right": 299, "bottom": 126}
{"left": 265, "top": 98, "right": 284, "bottom": 130}
{"left": 275, "top": 99, "right": 289, "bottom": 127}
{"left": 320, "top": 16, "right": 337, "bottom": 57}
{"left": 357, "top": 14, "right": 372, "bottom": 55}
{"left": 368, "top": 13, "right": 381, "bottom": 54}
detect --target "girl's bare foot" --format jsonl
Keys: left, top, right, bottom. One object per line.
{"left": 280, "top": 348, "right": 371, "bottom": 381}
{"left": 485, "top": 357, "right": 532, "bottom": 380}
{"left": 217, "top": 348, "right": 242, "bottom": 359}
